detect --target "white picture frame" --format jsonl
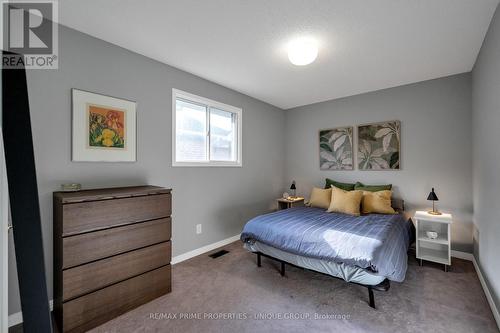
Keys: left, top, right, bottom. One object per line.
{"left": 72, "top": 89, "right": 137, "bottom": 162}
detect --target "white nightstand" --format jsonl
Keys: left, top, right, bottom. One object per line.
{"left": 414, "top": 211, "right": 452, "bottom": 271}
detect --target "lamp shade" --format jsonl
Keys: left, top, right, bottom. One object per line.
{"left": 290, "top": 181, "right": 296, "bottom": 190}
{"left": 427, "top": 188, "right": 439, "bottom": 201}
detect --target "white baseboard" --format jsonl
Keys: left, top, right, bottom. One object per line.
{"left": 451, "top": 249, "right": 499, "bottom": 329}
{"left": 472, "top": 256, "right": 500, "bottom": 330}
{"left": 451, "top": 250, "right": 474, "bottom": 261}
{"left": 171, "top": 234, "right": 240, "bottom": 265}
{"left": 8, "top": 235, "right": 241, "bottom": 327}
{"left": 8, "top": 300, "right": 53, "bottom": 327}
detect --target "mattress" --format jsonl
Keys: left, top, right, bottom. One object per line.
{"left": 244, "top": 240, "right": 386, "bottom": 286}
{"left": 241, "top": 207, "right": 413, "bottom": 282}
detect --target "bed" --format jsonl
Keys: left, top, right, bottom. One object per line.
{"left": 240, "top": 201, "right": 413, "bottom": 308}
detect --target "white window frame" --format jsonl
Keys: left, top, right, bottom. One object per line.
{"left": 172, "top": 88, "right": 242, "bottom": 167}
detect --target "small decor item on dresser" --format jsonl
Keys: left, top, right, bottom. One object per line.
{"left": 290, "top": 181, "right": 297, "bottom": 198}
{"left": 282, "top": 192, "right": 290, "bottom": 199}
{"left": 427, "top": 187, "right": 442, "bottom": 215}
{"left": 60, "top": 183, "right": 81, "bottom": 192}
{"left": 72, "top": 89, "right": 137, "bottom": 162}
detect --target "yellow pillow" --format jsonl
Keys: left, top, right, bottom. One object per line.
{"left": 361, "top": 190, "right": 396, "bottom": 215}
{"left": 327, "top": 186, "right": 363, "bottom": 216}
{"left": 309, "top": 187, "right": 332, "bottom": 209}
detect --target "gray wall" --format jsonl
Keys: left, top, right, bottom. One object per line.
{"left": 472, "top": 4, "right": 500, "bottom": 311}
{"left": 285, "top": 74, "right": 473, "bottom": 252}
{"left": 8, "top": 26, "right": 286, "bottom": 315}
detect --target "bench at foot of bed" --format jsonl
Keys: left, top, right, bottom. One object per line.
{"left": 255, "top": 252, "right": 390, "bottom": 309}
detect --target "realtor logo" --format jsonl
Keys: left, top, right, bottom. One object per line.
{"left": 2, "top": 0, "right": 58, "bottom": 69}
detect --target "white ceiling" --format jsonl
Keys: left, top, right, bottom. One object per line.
{"left": 59, "top": 0, "right": 499, "bottom": 109}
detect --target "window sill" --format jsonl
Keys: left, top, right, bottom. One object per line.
{"left": 172, "top": 162, "right": 242, "bottom": 167}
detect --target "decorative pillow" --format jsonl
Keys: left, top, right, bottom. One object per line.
{"left": 354, "top": 182, "right": 392, "bottom": 192}
{"left": 327, "top": 186, "right": 363, "bottom": 216}
{"left": 309, "top": 187, "right": 332, "bottom": 209}
{"left": 361, "top": 190, "right": 396, "bottom": 215}
{"left": 325, "top": 178, "right": 355, "bottom": 191}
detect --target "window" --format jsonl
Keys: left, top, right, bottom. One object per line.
{"left": 172, "top": 89, "right": 242, "bottom": 166}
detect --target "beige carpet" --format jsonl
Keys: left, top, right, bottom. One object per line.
{"left": 90, "top": 241, "right": 498, "bottom": 333}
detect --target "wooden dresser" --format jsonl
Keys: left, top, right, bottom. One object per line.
{"left": 53, "top": 186, "right": 172, "bottom": 333}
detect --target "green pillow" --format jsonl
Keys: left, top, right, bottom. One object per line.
{"left": 325, "top": 178, "right": 356, "bottom": 191}
{"left": 354, "top": 182, "right": 392, "bottom": 192}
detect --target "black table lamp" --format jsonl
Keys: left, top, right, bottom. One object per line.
{"left": 427, "top": 188, "right": 441, "bottom": 215}
{"left": 290, "top": 181, "right": 296, "bottom": 198}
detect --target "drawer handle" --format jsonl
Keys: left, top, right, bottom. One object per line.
{"left": 65, "top": 199, "right": 86, "bottom": 203}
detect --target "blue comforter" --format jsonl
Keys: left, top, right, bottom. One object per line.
{"left": 241, "top": 207, "right": 413, "bottom": 282}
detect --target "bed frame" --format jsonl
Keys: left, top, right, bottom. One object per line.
{"left": 253, "top": 251, "right": 390, "bottom": 309}
{"left": 251, "top": 198, "right": 405, "bottom": 309}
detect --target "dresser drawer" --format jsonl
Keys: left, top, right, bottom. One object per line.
{"left": 63, "top": 241, "right": 171, "bottom": 301}
{"left": 63, "top": 265, "right": 171, "bottom": 333}
{"left": 63, "top": 218, "right": 171, "bottom": 269}
{"left": 62, "top": 193, "right": 171, "bottom": 236}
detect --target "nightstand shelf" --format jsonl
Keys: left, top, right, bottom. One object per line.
{"left": 418, "top": 247, "right": 449, "bottom": 265}
{"left": 417, "top": 235, "right": 448, "bottom": 245}
{"left": 414, "top": 210, "right": 452, "bottom": 271}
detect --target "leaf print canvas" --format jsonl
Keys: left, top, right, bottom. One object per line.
{"left": 319, "top": 127, "right": 353, "bottom": 170}
{"left": 358, "top": 121, "right": 400, "bottom": 170}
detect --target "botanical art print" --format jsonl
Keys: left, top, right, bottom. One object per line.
{"left": 72, "top": 89, "right": 137, "bottom": 162}
{"left": 88, "top": 105, "right": 126, "bottom": 149}
{"left": 358, "top": 121, "right": 400, "bottom": 170}
{"left": 319, "top": 127, "right": 353, "bottom": 170}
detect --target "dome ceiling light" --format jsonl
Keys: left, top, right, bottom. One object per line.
{"left": 287, "top": 37, "right": 319, "bottom": 66}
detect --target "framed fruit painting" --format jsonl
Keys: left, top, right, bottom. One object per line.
{"left": 72, "top": 89, "right": 137, "bottom": 162}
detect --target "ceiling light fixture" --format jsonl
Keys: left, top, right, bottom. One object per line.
{"left": 287, "top": 37, "right": 318, "bottom": 66}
